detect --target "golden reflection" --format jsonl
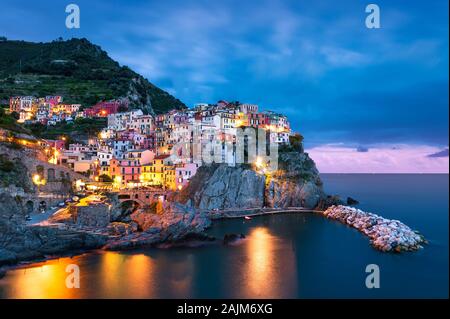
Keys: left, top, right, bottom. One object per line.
{"left": 99, "top": 252, "right": 155, "bottom": 298}
{"left": 245, "top": 227, "right": 276, "bottom": 298}
{"left": 99, "top": 252, "right": 125, "bottom": 296}
{"left": 125, "top": 254, "right": 155, "bottom": 298}
{"left": 244, "top": 226, "right": 297, "bottom": 298}
{"left": 4, "top": 258, "right": 80, "bottom": 299}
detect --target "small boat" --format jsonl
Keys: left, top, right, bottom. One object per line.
{"left": 244, "top": 216, "right": 252, "bottom": 220}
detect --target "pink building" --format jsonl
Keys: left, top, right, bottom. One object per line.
{"left": 175, "top": 163, "right": 199, "bottom": 190}
{"left": 248, "top": 113, "right": 270, "bottom": 129}
{"left": 140, "top": 133, "right": 156, "bottom": 151}
{"left": 116, "top": 129, "right": 136, "bottom": 141}
{"left": 45, "top": 96, "right": 63, "bottom": 106}
{"left": 109, "top": 157, "right": 141, "bottom": 186}
{"left": 43, "top": 139, "right": 66, "bottom": 150}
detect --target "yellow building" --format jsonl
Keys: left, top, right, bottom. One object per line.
{"left": 140, "top": 154, "right": 171, "bottom": 187}
{"left": 140, "top": 164, "right": 161, "bottom": 186}
{"left": 163, "top": 165, "right": 176, "bottom": 190}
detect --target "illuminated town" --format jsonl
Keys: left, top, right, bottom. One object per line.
{"left": 6, "top": 96, "right": 292, "bottom": 192}
{"left": 0, "top": 0, "right": 447, "bottom": 301}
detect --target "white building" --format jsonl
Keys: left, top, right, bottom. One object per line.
{"left": 97, "top": 150, "right": 113, "bottom": 166}
{"left": 113, "top": 139, "right": 134, "bottom": 159}
{"left": 238, "top": 103, "right": 259, "bottom": 114}
{"left": 107, "top": 109, "right": 144, "bottom": 131}
{"left": 69, "top": 143, "right": 90, "bottom": 153}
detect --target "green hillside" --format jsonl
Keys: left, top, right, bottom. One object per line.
{"left": 0, "top": 38, "right": 185, "bottom": 114}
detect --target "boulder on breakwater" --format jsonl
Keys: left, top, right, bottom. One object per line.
{"left": 322, "top": 205, "right": 427, "bottom": 252}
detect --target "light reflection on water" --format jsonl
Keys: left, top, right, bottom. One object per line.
{"left": 0, "top": 224, "right": 297, "bottom": 299}
{"left": 5, "top": 259, "right": 79, "bottom": 299}
{"left": 0, "top": 174, "right": 448, "bottom": 298}
{"left": 244, "top": 227, "right": 297, "bottom": 298}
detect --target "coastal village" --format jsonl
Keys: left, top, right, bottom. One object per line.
{"left": 0, "top": 95, "right": 426, "bottom": 265}
{"left": 6, "top": 95, "right": 292, "bottom": 191}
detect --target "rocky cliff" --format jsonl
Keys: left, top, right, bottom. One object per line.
{"left": 105, "top": 202, "right": 212, "bottom": 250}
{"left": 0, "top": 192, "right": 107, "bottom": 265}
{"left": 178, "top": 150, "right": 327, "bottom": 210}
{"left": 265, "top": 152, "right": 325, "bottom": 208}
{"left": 178, "top": 164, "right": 266, "bottom": 210}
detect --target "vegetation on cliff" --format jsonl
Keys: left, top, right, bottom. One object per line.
{"left": 0, "top": 38, "right": 186, "bottom": 114}
{"left": 0, "top": 107, "right": 31, "bottom": 134}
{"left": 26, "top": 117, "right": 107, "bottom": 141}
{"left": 0, "top": 153, "right": 32, "bottom": 191}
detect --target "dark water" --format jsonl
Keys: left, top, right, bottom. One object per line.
{"left": 0, "top": 174, "right": 448, "bottom": 298}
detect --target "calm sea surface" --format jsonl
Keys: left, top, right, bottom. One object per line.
{"left": 0, "top": 174, "right": 448, "bottom": 298}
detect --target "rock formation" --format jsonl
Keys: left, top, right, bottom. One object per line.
{"left": 0, "top": 192, "right": 107, "bottom": 265}
{"left": 105, "top": 202, "right": 211, "bottom": 250}
{"left": 265, "top": 152, "right": 325, "bottom": 208}
{"left": 179, "top": 164, "right": 266, "bottom": 210}
{"left": 178, "top": 150, "right": 327, "bottom": 211}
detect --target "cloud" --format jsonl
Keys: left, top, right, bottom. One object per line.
{"left": 307, "top": 144, "right": 449, "bottom": 173}
{"left": 319, "top": 47, "right": 371, "bottom": 67}
{"left": 0, "top": 0, "right": 447, "bottom": 154}
{"left": 356, "top": 146, "right": 369, "bottom": 153}
{"left": 427, "top": 148, "right": 449, "bottom": 158}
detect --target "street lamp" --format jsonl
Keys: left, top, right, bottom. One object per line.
{"left": 33, "top": 174, "right": 46, "bottom": 193}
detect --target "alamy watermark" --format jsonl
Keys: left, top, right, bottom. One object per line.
{"left": 365, "top": 4, "right": 381, "bottom": 29}
{"left": 169, "top": 126, "right": 280, "bottom": 170}
{"left": 365, "top": 264, "right": 380, "bottom": 289}
{"left": 65, "top": 264, "right": 80, "bottom": 289}
{"left": 65, "top": 4, "right": 80, "bottom": 29}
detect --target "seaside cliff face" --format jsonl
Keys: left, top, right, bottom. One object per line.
{"left": 265, "top": 152, "right": 324, "bottom": 208}
{"left": 178, "top": 150, "right": 326, "bottom": 210}
{"left": 0, "top": 143, "right": 107, "bottom": 265}
{"left": 0, "top": 193, "right": 106, "bottom": 265}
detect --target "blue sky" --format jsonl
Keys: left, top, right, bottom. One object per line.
{"left": 1, "top": 0, "right": 448, "bottom": 171}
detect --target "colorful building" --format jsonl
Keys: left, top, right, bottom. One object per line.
{"left": 84, "top": 100, "right": 125, "bottom": 117}
{"left": 175, "top": 163, "right": 199, "bottom": 190}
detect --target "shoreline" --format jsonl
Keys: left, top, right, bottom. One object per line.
{"left": 0, "top": 209, "right": 312, "bottom": 271}
{"left": 213, "top": 208, "right": 323, "bottom": 219}
{"left": 0, "top": 205, "right": 427, "bottom": 274}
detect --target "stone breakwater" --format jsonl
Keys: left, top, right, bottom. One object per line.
{"left": 322, "top": 205, "right": 427, "bottom": 252}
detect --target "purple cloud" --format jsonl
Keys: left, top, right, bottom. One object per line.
{"left": 307, "top": 144, "right": 449, "bottom": 173}
{"left": 427, "top": 148, "right": 449, "bottom": 158}
{"left": 356, "top": 146, "right": 369, "bottom": 153}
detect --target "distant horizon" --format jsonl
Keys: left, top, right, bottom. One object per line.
{"left": 318, "top": 172, "right": 449, "bottom": 174}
